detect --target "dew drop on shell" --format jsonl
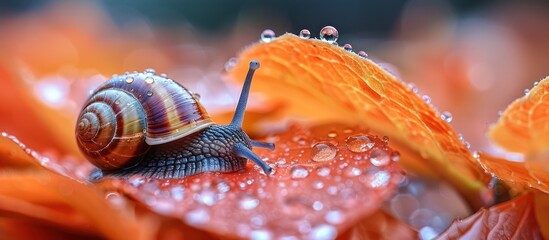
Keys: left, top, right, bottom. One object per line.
{"left": 319, "top": 26, "right": 339, "bottom": 44}
{"left": 299, "top": 29, "right": 311, "bottom": 39}
{"left": 125, "top": 77, "right": 134, "bottom": 84}
{"left": 145, "top": 77, "right": 155, "bottom": 84}
{"left": 144, "top": 68, "right": 156, "bottom": 75}
{"left": 260, "top": 29, "right": 276, "bottom": 43}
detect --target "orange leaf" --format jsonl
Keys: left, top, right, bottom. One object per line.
{"left": 489, "top": 77, "right": 549, "bottom": 155}
{"left": 97, "top": 123, "right": 403, "bottom": 239}
{"left": 0, "top": 171, "right": 156, "bottom": 240}
{"left": 437, "top": 192, "right": 542, "bottom": 239}
{"left": 477, "top": 152, "right": 549, "bottom": 193}
{"left": 229, "top": 34, "right": 489, "bottom": 208}
{"left": 0, "top": 65, "right": 82, "bottom": 159}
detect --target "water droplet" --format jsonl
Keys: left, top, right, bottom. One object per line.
{"left": 299, "top": 29, "right": 311, "bottom": 39}
{"left": 192, "top": 93, "right": 201, "bottom": 100}
{"left": 311, "top": 142, "right": 337, "bottom": 162}
{"left": 129, "top": 176, "right": 145, "bottom": 187}
{"left": 312, "top": 201, "right": 324, "bottom": 211}
{"left": 249, "top": 230, "right": 272, "bottom": 240}
{"left": 260, "top": 29, "right": 276, "bottom": 43}
{"left": 325, "top": 210, "right": 344, "bottom": 224}
{"left": 309, "top": 224, "right": 337, "bottom": 240}
{"left": 146, "top": 91, "right": 153, "bottom": 97}
{"left": 441, "top": 111, "right": 453, "bottom": 123}
{"left": 312, "top": 180, "right": 324, "bottom": 189}
{"left": 144, "top": 68, "right": 156, "bottom": 75}
{"left": 319, "top": 26, "right": 338, "bottom": 44}
{"left": 533, "top": 81, "right": 539, "bottom": 87}
{"left": 170, "top": 186, "right": 185, "bottom": 201}
{"left": 382, "top": 136, "right": 389, "bottom": 143}
{"left": 343, "top": 43, "right": 353, "bottom": 51}
{"left": 195, "top": 188, "right": 217, "bottom": 206}
{"left": 422, "top": 95, "right": 431, "bottom": 104}
{"left": 327, "top": 131, "right": 337, "bottom": 138}
{"left": 345, "top": 167, "right": 362, "bottom": 177}
{"left": 368, "top": 171, "right": 390, "bottom": 188}
{"left": 370, "top": 148, "right": 390, "bottom": 166}
{"left": 391, "top": 152, "right": 400, "bottom": 162}
{"left": 105, "top": 192, "right": 125, "bottom": 207}
{"left": 159, "top": 73, "right": 168, "bottom": 78}
{"left": 524, "top": 89, "right": 530, "bottom": 95}
{"left": 224, "top": 57, "right": 238, "bottom": 71}
{"left": 316, "top": 166, "right": 331, "bottom": 177}
{"left": 1, "top": 132, "right": 7, "bottom": 137}
{"left": 145, "top": 77, "right": 154, "bottom": 84}
{"left": 185, "top": 208, "right": 210, "bottom": 225}
{"left": 125, "top": 77, "right": 134, "bottom": 84}
{"left": 114, "top": 100, "right": 121, "bottom": 105}
{"left": 345, "top": 135, "right": 374, "bottom": 153}
{"left": 239, "top": 195, "right": 260, "bottom": 210}
{"left": 358, "top": 51, "right": 368, "bottom": 58}
{"left": 290, "top": 165, "right": 309, "bottom": 179}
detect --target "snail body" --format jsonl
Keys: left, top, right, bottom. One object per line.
{"left": 76, "top": 61, "right": 273, "bottom": 179}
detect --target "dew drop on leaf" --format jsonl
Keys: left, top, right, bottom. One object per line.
{"left": 370, "top": 148, "right": 390, "bottom": 167}
{"left": 345, "top": 135, "right": 374, "bottom": 153}
{"left": 441, "top": 111, "right": 453, "bottom": 123}
{"left": 311, "top": 142, "right": 337, "bottom": 162}
{"left": 299, "top": 29, "right": 311, "bottom": 39}
{"left": 238, "top": 195, "right": 260, "bottom": 210}
{"left": 290, "top": 165, "right": 309, "bottom": 179}
{"left": 260, "top": 29, "right": 276, "bottom": 43}
{"left": 319, "top": 26, "right": 338, "bottom": 44}
{"left": 358, "top": 51, "right": 368, "bottom": 58}
{"left": 343, "top": 43, "right": 353, "bottom": 51}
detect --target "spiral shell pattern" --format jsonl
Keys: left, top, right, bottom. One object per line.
{"left": 76, "top": 70, "right": 213, "bottom": 170}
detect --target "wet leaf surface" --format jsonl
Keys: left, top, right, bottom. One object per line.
{"left": 489, "top": 77, "right": 549, "bottom": 155}
{"left": 229, "top": 34, "right": 489, "bottom": 208}
{"left": 437, "top": 192, "right": 542, "bottom": 240}
{"left": 97, "top": 124, "right": 403, "bottom": 239}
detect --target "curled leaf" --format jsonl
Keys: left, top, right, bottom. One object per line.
{"left": 477, "top": 152, "right": 549, "bottom": 193}
{"left": 229, "top": 34, "right": 489, "bottom": 208}
{"left": 489, "top": 77, "right": 549, "bottom": 155}
{"left": 437, "top": 192, "right": 542, "bottom": 239}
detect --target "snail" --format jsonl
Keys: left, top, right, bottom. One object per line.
{"left": 75, "top": 61, "right": 274, "bottom": 179}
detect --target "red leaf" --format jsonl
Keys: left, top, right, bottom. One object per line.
{"left": 97, "top": 123, "right": 403, "bottom": 239}
{"left": 437, "top": 192, "right": 542, "bottom": 239}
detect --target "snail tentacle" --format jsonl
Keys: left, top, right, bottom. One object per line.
{"left": 230, "top": 60, "right": 260, "bottom": 127}
{"left": 233, "top": 143, "right": 272, "bottom": 175}
{"left": 251, "top": 140, "right": 275, "bottom": 150}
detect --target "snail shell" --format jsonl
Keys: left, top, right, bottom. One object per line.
{"left": 76, "top": 71, "right": 213, "bottom": 170}
{"left": 76, "top": 61, "right": 274, "bottom": 179}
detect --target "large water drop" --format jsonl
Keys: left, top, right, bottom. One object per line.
{"left": 345, "top": 135, "right": 374, "bottom": 153}
{"left": 319, "top": 26, "right": 339, "bottom": 44}
{"left": 260, "top": 29, "right": 276, "bottom": 43}
{"left": 311, "top": 142, "right": 337, "bottom": 162}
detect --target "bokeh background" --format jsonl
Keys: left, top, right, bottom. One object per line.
{"left": 1, "top": 0, "right": 549, "bottom": 159}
